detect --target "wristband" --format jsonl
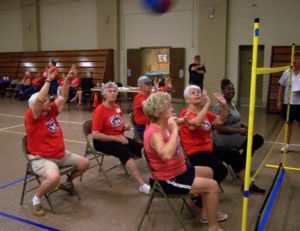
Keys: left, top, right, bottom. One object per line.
{"left": 45, "top": 80, "right": 51, "bottom": 83}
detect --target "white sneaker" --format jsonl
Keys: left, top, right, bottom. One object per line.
{"left": 280, "top": 144, "right": 293, "bottom": 152}
{"left": 139, "top": 184, "right": 151, "bottom": 195}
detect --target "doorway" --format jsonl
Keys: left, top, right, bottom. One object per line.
{"left": 238, "top": 45, "right": 264, "bottom": 106}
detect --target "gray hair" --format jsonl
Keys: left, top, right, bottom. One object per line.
{"left": 28, "top": 92, "right": 39, "bottom": 108}
{"left": 102, "top": 81, "right": 118, "bottom": 97}
{"left": 183, "top": 85, "right": 201, "bottom": 98}
{"left": 143, "top": 92, "right": 171, "bottom": 122}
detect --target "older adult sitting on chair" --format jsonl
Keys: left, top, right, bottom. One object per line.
{"left": 24, "top": 64, "right": 89, "bottom": 216}
{"left": 132, "top": 76, "right": 153, "bottom": 140}
{"left": 92, "top": 82, "right": 150, "bottom": 195}
{"left": 143, "top": 92, "right": 227, "bottom": 230}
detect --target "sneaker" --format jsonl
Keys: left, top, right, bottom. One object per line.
{"left": 249, "top": 184, "right": 266, "bottom": 195}
{"left": 191, "top": 196, "right": 202, "bottom": 209}
{"left": 32, "top": 203, "right": 45, "bottom": 216}
{"left": 139, "top": 184, "right": 151, "bottom": 195}
{"left": 280, "top": 144, "right": 293, "bottom": 152}
{"left": 58, "top": 182, "right": 77, "bottom": 196}
{"left": 200, "top": 211, "right": 228, "bottom": 224}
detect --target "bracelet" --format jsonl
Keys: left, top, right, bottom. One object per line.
{"left": 45, "top": 80, "right": 51, "bottom": 83}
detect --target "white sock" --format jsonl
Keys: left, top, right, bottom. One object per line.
{"left": 32, "top": 195, "right": 41, "bottom": 206}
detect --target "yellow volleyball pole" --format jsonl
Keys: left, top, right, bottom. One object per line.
{"left": 282, "top": 44, "right": 295, "bottom": 166}
{"left": 241, "top": 18, "right": 260, "bottom": 231}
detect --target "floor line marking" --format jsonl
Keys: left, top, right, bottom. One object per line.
{"left": 265, "top": 140, "right": 300, "bottom": 147}
{"left": 0, "top": 211, "right": 60, "bottom": 231}
{"left": 0, "top": 176, "right": 32, "bottom": 190}
{"left": 0, "top": 124, "right": 24, "bottom": 130}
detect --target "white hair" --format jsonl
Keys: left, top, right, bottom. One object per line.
{"left": 183, "top": 85, "right": 201, "bottom": 98}
{"left": 28, "top": 92, "right": 39, "bottom": 108}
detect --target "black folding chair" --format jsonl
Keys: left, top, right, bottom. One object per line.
{"left": 137, "top": 149, "right": 194, "bottom": 231}
{"left": 20, "top": 136, "right": 81, "bottom": 213}
{"left": 80, "top": 120, "right": 129, "bottom": 187}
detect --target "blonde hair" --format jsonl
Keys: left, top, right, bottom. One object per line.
{"left": 143, "top": 92, "right": 171, "bottom": 122}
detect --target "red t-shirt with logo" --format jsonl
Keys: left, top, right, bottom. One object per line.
{"left": 179, "top": 109, "right": 217, "bottom": 155}
{"left": 92, "top": 103, "right": 125, "bottom": 135}
{"left": 43, "top": 66, "right": 59, "bottom": 80}
{"left": 143, "top": 124, "right": 186, "bottom": 180}
{"left": 70, "top": 77, "right": 81, "bottom": 88}
{"left": 133, "top": 93, "right": 150, "bottom": 125}
{"left": 24, "top": 103, "right": 65, "bottom": 159}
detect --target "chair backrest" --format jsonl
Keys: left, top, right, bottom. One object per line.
{"left": 82, "top": 120, "right": 92, "bottom": 139}
{"left": 81, "top": 77, "right": 94, "bottom": 92}
{"left": 21, "top": 135, "right": 31, "bottom": 163}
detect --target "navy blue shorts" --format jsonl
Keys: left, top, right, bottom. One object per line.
{"left": 149, "top": 165, "right": 195, "bottom": 195}
{"left": 281, "top": 104, "right": 300, "bottom": 122}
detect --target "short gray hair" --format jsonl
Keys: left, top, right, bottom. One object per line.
{"left": 143, "top": 92, "right": 171, "bottom": 122}
{"left": 183, "top": 85, "right": 201, "bottom": 98}
{"left": 102, "top": 82, "right": 118, "bottom": 97}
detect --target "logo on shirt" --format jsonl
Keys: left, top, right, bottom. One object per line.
{"left": 46, "top": 119, "right": 58, "bottom": 133}
{"left": 110, "top": 114, "right": 123, "bottom": 128}
{"left": 201, "top": 121, "right": 211, "bottom": 132}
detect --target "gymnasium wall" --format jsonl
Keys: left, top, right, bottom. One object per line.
{"left": 227, "top": 0, "right": 300, "bottom": 107}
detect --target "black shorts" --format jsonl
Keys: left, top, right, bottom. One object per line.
{"left": 281, "top": 104, "right": 300, "bottom": 122}
{"left": 149, "top": 165, "right": 195, "bottom": 195}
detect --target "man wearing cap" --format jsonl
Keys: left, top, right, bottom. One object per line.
{"left": 43, "top": 59, "right": 60, "bottom": 96}
{"left": 189, "top": 55, "right": 206, "bottom": 90}
{"left": 24, "top": 64, "right": 89, "bottom": 216}
{"left": 132, "top": 76, "right": 153, "bottom": 140}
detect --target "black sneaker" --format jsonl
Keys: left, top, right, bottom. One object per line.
{"left": 249, "top": 184, "right": 266, "bottom": 195}
{"left": 191, "top": 196, "right": 202, "bottom": 208}
{"left": 58, "top": 182, "right": 77, "bottom": 196}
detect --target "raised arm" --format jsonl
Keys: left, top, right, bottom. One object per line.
{"left": 55, "top": 64, "right": 77, "bottom": 112}
{"left": 31, "top": 70, "right": 56, "bottom": 119}
{"left": 188, "top": 89, "right": 211, "bottom": 130}
{"left": 211, "top": 92, "right": 228, "bottom": 126}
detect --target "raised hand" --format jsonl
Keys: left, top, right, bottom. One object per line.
{"left": 46, "top": 67, "right": 57, "bottom": 80}
{"left": 65, "top": 64, "right": 77, "bottom": 80}
{"left": 202, "top": 89, "right": 211, "bottom": 104}
{"left": 168, "top": 116, "right": 179, "bottom": 133}
{"left": 213, "top": 92, "right": 227, "bottom": 105}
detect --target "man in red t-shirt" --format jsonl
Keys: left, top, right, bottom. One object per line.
{"left": 24, "top": 64, "right": 89, "bottom": 216}
{"left": 132, "top": 76, "right": 153, "bottom": 140}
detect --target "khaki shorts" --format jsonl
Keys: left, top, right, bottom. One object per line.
{"left": 28, "top": 150, "right": 81, "bottom": 176}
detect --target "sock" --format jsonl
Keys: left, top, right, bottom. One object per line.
{"left": 32, "top": 195, "right": 41, "bottom": 206}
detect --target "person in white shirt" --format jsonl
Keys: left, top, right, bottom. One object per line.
{"left": 277, "top": 51, "right": 300, "bottom": 152}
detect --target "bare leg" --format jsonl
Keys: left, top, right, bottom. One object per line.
{"left": 77, "top": 91, "right": 83, "bottom": 105}
{"left": 125, "top": 158, "right": 145, "bottom": 187}
{"left": 36, "top": 169, "right": 60, "bottom": 198}
{"left": 69, "top": 156, "right": 89, "bottom": 180}
{"left": 190, "top": 166, "right": 224, "bottom": 231}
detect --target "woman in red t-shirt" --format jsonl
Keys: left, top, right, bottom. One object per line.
{"left": 179, "top": 85, "right": 265, "bottom": 195}
{"left": 143, "top": 92, "right": 227, "bottom": 228}
{"left": 92, "top": 82, "right": 150, "bottom": 195}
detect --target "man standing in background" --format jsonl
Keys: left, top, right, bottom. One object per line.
{"left": 189, "top": 55, "right": 206, "bottom": 90}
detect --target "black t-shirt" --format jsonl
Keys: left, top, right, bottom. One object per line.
{"left": 188, "top": 63, "right": 206, "bottom": 85}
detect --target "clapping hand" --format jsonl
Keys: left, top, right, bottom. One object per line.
{"left": 213, "top": 92, "right": 226, "bottom": 105}
{"left": 202, "top": 89, "right": 211, "bottom": 104}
